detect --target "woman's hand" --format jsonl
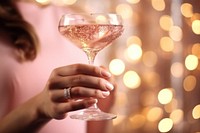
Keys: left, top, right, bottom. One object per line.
{"left": 0, "top": 64, "right": 115, "bottom": 133}
{"left": 37, "top": 63, "right": 114, "bottom": 120}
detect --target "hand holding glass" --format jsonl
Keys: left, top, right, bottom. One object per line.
{"left": 58, "top": 13, "right": 123, "bottom": 121}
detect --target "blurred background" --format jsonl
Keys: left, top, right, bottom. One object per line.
{"left": 35, "top": 0, "right": 199, "bottom": 133}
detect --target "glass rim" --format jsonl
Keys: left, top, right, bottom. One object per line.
{"left": 59, "top": 13, "right": 123, "bottom": 26}
{"left": 61, "top": 13, "right": 122, "bottom": 17}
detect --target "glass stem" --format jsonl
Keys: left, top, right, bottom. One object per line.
{"left": 84, "top": 49, "right": 99, "bottom": 110}
{"left": 86, "top": 50, "right": 96, "bottom": 65}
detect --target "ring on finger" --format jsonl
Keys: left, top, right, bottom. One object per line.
{"left": 64, "top": 87, "right": 71, "bottom": 99}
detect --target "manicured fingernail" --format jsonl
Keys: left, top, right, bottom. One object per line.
{"left": 101, "top": 70, "right": 112, "bottom": 77}
{"left": 106, "top": 82, "right": 114, "bottom": 91}
{"left": 102, "top": 91, "right": 110, "bottom": 98}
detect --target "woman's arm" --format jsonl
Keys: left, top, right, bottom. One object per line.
{"left": 0, "top": 94, "right": 50, "bottom": 133}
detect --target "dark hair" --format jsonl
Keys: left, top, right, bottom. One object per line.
{"left": 0, "top": 0, "right": 39, "bottom": 61}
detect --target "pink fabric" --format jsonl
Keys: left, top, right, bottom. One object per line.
{"left": 0, "top": 2, "right": 88, "bottom": 133}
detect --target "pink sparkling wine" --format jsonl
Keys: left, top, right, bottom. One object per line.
{"left": 59, "top": 24, "right": 123, "bottom": 52}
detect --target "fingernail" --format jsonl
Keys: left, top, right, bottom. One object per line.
{"left": 106, "top": 82, "right": 114, "bottom": 91}
{"left": 101, "top": 70, "right": 112, "bottom": 77}
{"left": 102, "top": 91, "right": 110, "bottom": 98}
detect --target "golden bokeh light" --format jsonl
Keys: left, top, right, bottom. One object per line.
{"left": 158, "top": 88, "right": 173, "bottom": 105}
{"left": 159, "top": 15, "right": 173, "bottom": 31}
{"left": 158, "top": 118, "right": 173, "bottom": 133}
{"left": 185, "top": 54, "right": 198, "bottom": 71}
{"left": 116, "top": 4, "right": 133, "bottom": 19}
{"left": 109, "top": 59, "right": 125, "bottom": 76}
{"left": 171, "top": 62, "right": 184, "bottom": 78}
{"left": 192, "top": 104, "right": 200, "bottom": 119}
{"left": 126, "top": 36, "right": 142, "bottom": 46}
{"left": 125, "top": 44, "right": 142, "bottom": 61}
{"left": 170, "top": 109, "right": 184, "bottom": 124}
{"left": 147, "top": 107, "right": 163, "bottom": 122}
{"left": 181, "top": 3, "right": 193, "bottom": 18}
{"left": 126, "top": 0, "right": 140, "bottom": 4}
{"left": 192, "top": 43, "right": 200, "bottom": 59}
{"left": 123, "top": 71, "right": 141, "bottom": 89}
{"left": 51, "top": 0, "right": 77, "bottom": 5}
{"left": 143, "top": 51, "right": 158, "bottom": 67}
{"left": 169, "top": 26, "right": 183, "bottom": 42}
{"left": 183, "top": 75, "right": 196, "bottom": 92}
{"left": 151, "top": 0, "right": 165, "bottom": 11}
{"left": 35, "top": 0, "right": 50, "bottom": 5}
{"left": 160, "top": 36, "right": 174, "bottom": 52}
{"left": 192, "top": 20, "right": 200, "bottom": 35}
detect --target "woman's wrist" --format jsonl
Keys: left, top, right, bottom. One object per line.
{"left": 15, "top": 93, "right": 52, "bottom": 132}
{"left": 0, "top": 93, "right": 51, "bottom": 133}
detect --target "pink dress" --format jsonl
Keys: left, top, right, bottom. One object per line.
{"left": 0, "top": 2, "right": 88, "bottom": 133}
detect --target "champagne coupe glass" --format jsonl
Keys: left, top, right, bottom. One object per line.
{"left": 58, "top": 13, "right": 123, "bottom": 121}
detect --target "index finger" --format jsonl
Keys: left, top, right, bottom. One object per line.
{"left": 54, "top": 64, "right": 111, "bottom": 78}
